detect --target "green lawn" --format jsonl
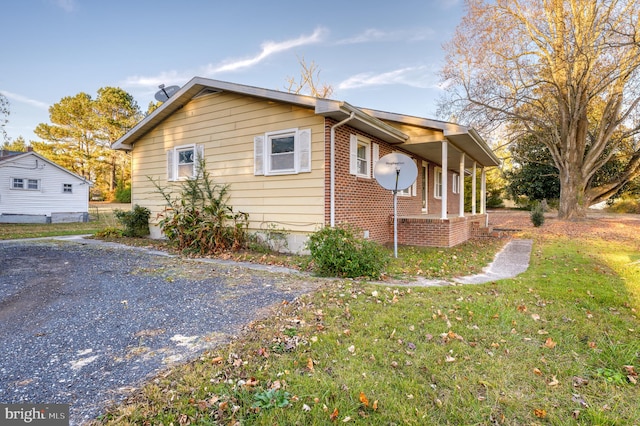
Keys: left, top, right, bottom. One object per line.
{"left": 0, "top": 212, "right": 120, "bottom": 240}
{"left": 93, "top": 220, "right": 640, "bottom": 425}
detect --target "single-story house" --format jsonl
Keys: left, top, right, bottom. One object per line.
{"left": 113, "top": 77, "right": 500, "bottom": 251}
{"left": 0, "top": 149, "right": 92, "bottom": 223}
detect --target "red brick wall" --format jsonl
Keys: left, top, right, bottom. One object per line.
{"left": 323, "top": 118, "right": 469, "bottom": 246}
{"left": 325, "top": 120, "right": 422, "bottom": 242}
{"left": 395, "top": 215, "right": 487, "bottom": 247}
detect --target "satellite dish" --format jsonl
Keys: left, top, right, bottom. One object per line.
{"left": 374, "top": 153, "right": 418, "bottom": 259}
{"left": 374, "top": 152, "right": 418, "bottom": 191}
{"left": 154, "top": 84, "right": 181, "bottom": 102}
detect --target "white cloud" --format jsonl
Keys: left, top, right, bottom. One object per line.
{"left": 338, "top": 66, "right": 439, "bottom": 90}
{"left": 0, "top": 90, "right": 50, "bottom": 110}
{"left": 53, "top": 0, "right": 75, "bottom": 12}
{"left": 121, "top": 27, "right": 328, "bottom": 90}
{"left": 207, "top": 27, "right": 328, "bottom": 73}
{"left": 122, "top": 70, "right": 190, "bottom": 89}
{"left": 337, "top": 28, "right": 435, "bottom": 44}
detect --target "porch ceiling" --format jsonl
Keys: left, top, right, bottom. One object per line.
{"left": 400, "top": 135, "right": 498, "bottom": 171}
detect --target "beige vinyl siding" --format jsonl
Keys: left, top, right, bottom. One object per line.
{"left": 131, "top": 91, "right": 326, "bottom": 234}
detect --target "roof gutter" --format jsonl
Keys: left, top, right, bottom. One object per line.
{"left": 330, "top": 112, "right": 356, "bottom": 227}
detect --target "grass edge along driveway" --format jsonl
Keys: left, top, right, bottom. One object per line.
{"left": 94, "top": 219, "right": 640, "bottom": 426}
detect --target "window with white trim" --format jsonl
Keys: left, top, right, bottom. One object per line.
{"left": 434, "top": 167, "right": 443, "bottom": 199}
{"left": 452, "top": 173, "right": 460, "bottom": 194}
{"left": 167, "top": 144, "right": 204, "bottom": 181}
{"left": 11, "top": 178, "right": 39, "bottom": 190}
{"left": 63, "top": 183, "right": 73, "bottom": 193}
{"left": 349, "top": 135, "right": 372, "bottom": 178}
{"left": 397, "top": 157, "right": 418, "bottom": 197}
{"left": 254, "top": 128, "right": 311, "bottom": 176}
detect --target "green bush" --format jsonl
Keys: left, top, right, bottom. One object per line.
{"left": 530, "top": 202, "right": 545, "bottom": 227}
{"left": 114, "top": 183, "right": 131, "bottom": 203}
{"left": 152, "top": 160, "right": 249, "bottom": 254}
{"left": 306, "top": 224, "right": 389, "bottom": 279}
{"left": 114, "top": 205, "right": 151, "bottom": 237}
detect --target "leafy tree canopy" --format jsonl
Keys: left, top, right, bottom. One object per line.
{"left": 440, "top": 0, "right": 640, "bottom": 219}
{"left": 33, "top": 87, "right": 141, "bottom": 198}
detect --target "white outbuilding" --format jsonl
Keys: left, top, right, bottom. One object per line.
{"left": 0, "top": 150, "right": 92, "bottom": 223}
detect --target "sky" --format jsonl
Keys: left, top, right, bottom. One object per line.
{"left": 1, "top": 0, "right": 465, "bottom": 143}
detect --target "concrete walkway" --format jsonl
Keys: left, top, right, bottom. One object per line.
{"left": 410, "top": 239, "right": 534, "bottom": 287}
{"left": 6, "top": 235, "right": 534, "bottom": 287}
{"left": 453, "top": 239, "right": 533, "bottom": 285}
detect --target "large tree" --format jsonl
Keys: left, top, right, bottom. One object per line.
{"left": 440, "top": 0, "right": 640, "bottom": 219}
{"left": 33, "top": 87, "right": 141, "bottom": 198}
{"left": 0, "top": 92, "right": 9, "bottom": 142}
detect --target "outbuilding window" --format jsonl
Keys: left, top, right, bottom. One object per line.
{"left": 63, "top": 183, "right": 73, "bottom": 193}
{"left": 11, "top": 178, "right": 39, "bottom": 190}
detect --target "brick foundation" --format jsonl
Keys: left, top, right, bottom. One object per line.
{"left": 393, "top": 214, "right": 488, "bottom": 247}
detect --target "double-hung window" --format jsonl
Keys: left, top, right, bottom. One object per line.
{"left": 167, "top": 144, "right": 204, "bottom": 181}
{"left": 350, "top": 135, "right": 377, "bottom": 179}
{"left": 452, "top": 173, "right": 460, "bottom": 194}
{"left": 11, "top": 178, "right": 39, "bottom": 190}
{"left": 434, "top": 167, "right": 443, "bottom": 199}
{"left": 254, "top": 128, "right": 311, "bottom": 176}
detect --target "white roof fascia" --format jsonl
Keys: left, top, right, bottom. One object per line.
{"left": 316, "top": 100, "right": 408, "bottom": 143}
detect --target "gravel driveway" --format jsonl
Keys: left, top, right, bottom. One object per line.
{"left": 0, "top": 238, "right": 320, "bottom": 425}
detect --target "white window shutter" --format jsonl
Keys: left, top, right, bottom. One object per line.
{"left": 349, "top": 135, "right": 357, "bottom": 175}
{"left": 254, "top": 135, "right": 264, "bottom": 175}
{"left": 195, "top": 144, "right": 205, "bottom": 176}
{"left": 166, "top": 149, "right": 175, "bottom": 181}
{"left": 372, "top": 143, "right": 379, "bottom": 177}
{"left": 298, "top": 128, "right": 311, "bottom": 173}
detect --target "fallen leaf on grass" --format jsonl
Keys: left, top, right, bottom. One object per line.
{"left": 544, "top": 337, "right": 557, "bottom": 349}
{"left": 534, "top": 408, "right": 547, "bottom": 418}
{"left": 330, "top": 407, "right": 339, "bottom": 421}
{"left": 547, "top": 375, "right": 559, "bottom": 387}
{"left": 445, "top": 355, "right": 456, "bottom": 363}
{"left": 359, "top": 391, "right": 369, "bottom": 407}
{"left": 531, "top": 314, "right": 541, "bottom": 321}
{"left": 307, "top": 358, "right": 314, "bottom": 372}
{"left": 533, "top": 368, "right": 543, "bottom": 376}
{"left": 517, "top": 304, "right": 527, "bottom": 312}
{"left": 211, "top": 356, "right": 223, "bottom": 364}
{"left": 372, "top": 400, "right": 378, "bottom": 411}
{"left": 342, "top": 416, "right": 352, "bottom": 422}
{"left": 572, "top": 376, "right": 589, "bottom": 387}
{"left": 302, "top": 404, "right": 311, "bottom": 412}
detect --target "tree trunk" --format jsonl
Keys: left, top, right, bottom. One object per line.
{"left": 557, "top": 168, "right": 588, "bottom": 220}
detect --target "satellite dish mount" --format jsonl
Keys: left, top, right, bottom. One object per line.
{"left": 374, "top": 153, "right": 418, "bottom": 258}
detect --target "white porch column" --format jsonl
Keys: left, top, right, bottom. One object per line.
{"left": 441, "top": 141, "right": 448, "bottom": 219}
{"left": 481, "top": 167, "right": 487, "bottom": 215}
{"left": 459, "top": 153, "right": 465, "bottom": 217}
{"left": 471, "top": 161, "right": 477, "bottom": 215}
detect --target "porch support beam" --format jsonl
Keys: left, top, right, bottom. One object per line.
{"left": 441, "top": 140, "right": 448, "bottom": 219}
{"left": 472, "top": 162, "right": 477, "bottom": 215}
{"left": 481, "top": 167, "right": 486, "bottom": 215}
{"left": 459, "top": 153, "right": 465, "bottom": 217}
